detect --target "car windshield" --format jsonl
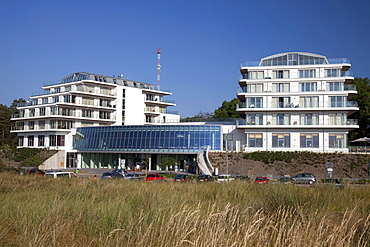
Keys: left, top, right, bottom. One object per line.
{"left": 256, "top": 177, "right": 266, "bottom": 181}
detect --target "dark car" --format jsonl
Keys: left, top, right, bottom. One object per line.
{"left": 146, "top": 173, "right": 165, "bottom": 182}
{"left": 291, "top": 173, "right": 316, "bottom": 184}
{"left": 174, "top": 174, "right": 192, "bottom": 182}
{"left": 101, "top": 172, "right": 113, "bottom": 179}
{"left": 124, "top": 173, "right": 143, "bottom": 180}
{"left": 28, "top": 168, "right": 45, "bottom": 176}
{"left": 196, "top": 175, "right": 215, "bottom": 182}
{"left": 255, "top": 176, "right": 269, "bottom": 184}
{"left": 111, "top": 169, "right": 126, "bottom": 179}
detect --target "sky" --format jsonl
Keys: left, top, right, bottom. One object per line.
{"left": 1, "top": 0, "right": 369, "bottom": 118}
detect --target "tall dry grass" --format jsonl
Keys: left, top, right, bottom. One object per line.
{"left": 0, "top": 172, "right": 369, "bottom": 246}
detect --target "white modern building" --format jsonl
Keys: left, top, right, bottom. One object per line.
{"left": 236, "top": 52, "right": 359, "bottom": 152}
{"left": 11, "top": 72, "right": 180, "bottom": 151}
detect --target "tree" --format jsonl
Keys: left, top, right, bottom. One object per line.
{"left": 350, "top": 78, "right": 370, "bottom": 139}
{"left": 213, "top": 98, "right": 241, "bottom": 118}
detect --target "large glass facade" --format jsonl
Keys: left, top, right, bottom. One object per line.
{"left": 74, "top": 125, "right": 221, "bottom": 153}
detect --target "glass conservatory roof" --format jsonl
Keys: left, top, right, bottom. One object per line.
{"left": 240, "top": 52, "right": 350, "bottom": 67}
{"left": 260, "top": 52, "right": 328, "bottom": 66}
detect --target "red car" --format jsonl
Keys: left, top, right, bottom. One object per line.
{"left": 255, "top": 176, "right": 269, "bottom": 184}
{"left": 145, "top": 173, "right": 165, "bottom": 181}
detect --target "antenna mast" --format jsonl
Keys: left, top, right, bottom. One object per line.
{"left": 157, "top": 48, "right": 161, "bottom": 90}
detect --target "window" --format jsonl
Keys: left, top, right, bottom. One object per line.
{"left": 39, "top": 107, "right": 46, "bottom": 116}
{"left": 300, "top": 82, "right": 317, "bottom": 92}
{"left": 272, "top": 83, "right": 290, "bottom": 92}
{"left": 28, "top": 121, "right": 35, "bottom": 130}
{"left": 28, "top": 136, "right": 34, "bottom": 147}
{"left": 272, "top": 97, "right": 291, "bottom": 108}
{"left": 300, "top": 113, "right": 319, "bottom": 125}
{"left": 325, "top": 69, "right": 341, "bottom": 77}
{"left": 59, "top": 107, "right": 74, "bottom": 116}
{"left": 299, "top": 96, "right": 319, "bottom": 108}
{"left": 299, "top": 69, "right": 316, "bottom": 78}
{"left": 19, "top": 110, "right": 25, "bottom": 118}
{"left": 38, "top": 135, "right": 45, "bottom": 147}
{"left": 50, "top": 120, "right": 73, "bottom": 129}
{"left": 245, "top": 97, "right": 263, "bottom": 108}
{"left": 329, "top": 134, "right": 345, "bottom": 148}
{"left": 82, "top": 97, "right": 95, "bottom": 106}
{"left": 49, "top": 135, "right": 65, "bottom": 146}
{"left": 42, "top": 98, "right": 48, "bottom": 104}
{"left": 16, "top": 122, "right": 25, "bottom": 130}
{"left": 146, "top": 94, "right": 153, "bottom": 101}
{"left": 246, "top": 133, "right": 263, "bottom": 147}
{"left": 327, "top": 82, "right": 343, "bottom": 91}
{"left": 272, "top": 133, "right": 290, "bottom": 147}
{"left": 52, "top": 96, "right": 59, "bottom": 103}
{"left": 82, "top": 109, "right": 93, "bottom": 118}
{"left": 99, "top": 111, "right": 110, "bottom": 119}
{"left": 29, "top": 109, "right": 35, "bottom": 117}
{"left": 64, "top": 95, "right": 71, "bottom": 103}
{"left": 245, "top": 71, "right": 264, "bottom": 79}
{"left": 300, "top": 133, "right": 319, "bottom": 148}
{"left": 328, "top": 113, "right": 346, "bottom": 125}
{"left": 272, "top": 114, "right": 290, "bottom": 125}
{"left": 329, "top": 96, "right": 345, "bottom": 107}
{"left": 244, "top": 84, "right": 263, "bottom": 93}
{"left": 245, "top": 114, "right": 263, "bottom": 125}
{"left": 39, "top": 120, "right": 45, "bottom": 129}
{"left": 99, "top": 99, "right": 110, "bottom": 107}
{"left": 18, "top": 136, "right": 24, "bottom": 147}
{"left": 272, "top": 70, "right": 289, "bottom": 79}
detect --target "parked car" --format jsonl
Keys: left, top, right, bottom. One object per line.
{"left": 323, "top": 178, "right": 344, "bottom": 188}
{"left": 146, "top": 173, "right": 165, "bottom": 181}
{"left": 101, "top": 172, "right": 113, "bottom": 179}
{"left": 291, "top": 173, "right": 316, "bottom": 184}
{"left": 111, "top": 169, "right": 126, "bottom": 179}
{"left": 255, "top": 176, "right": 269, "bottom": 184}
{"left": 28, "top": 168, "right": 45, "bottom": 176}
{"left": 234, "top": 175, "right": 249, "bottom": 181}
{"left": 217, "top": 174, "right": 235, "bottom": 182}
{"left": 124, "top": 173, "right": 143, "bottom": 180}
{"left": 174, "top": 174, "right": 192, "bottom": 182}
{"left": 44, "top": 172, "right": 77, "bottom": 178}
{"left": 196, "top": 175, "right": 215, "bottom": 182}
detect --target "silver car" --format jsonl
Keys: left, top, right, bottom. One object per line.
{"left": 291, "top": 173, "right": 316, "bottom": 184}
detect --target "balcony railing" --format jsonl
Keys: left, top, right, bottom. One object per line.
{"left": 236, "top": 118, "right": 358, "bottom": 127}
{"left": 237, "top": 101, "right": 358, "bottom": 109}
{"left": 240, "top": 58, "right": 350, "bottom": 68}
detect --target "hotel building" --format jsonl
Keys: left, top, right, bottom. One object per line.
{"left": 236, "top": 52, "right": 359, "bottom": 152}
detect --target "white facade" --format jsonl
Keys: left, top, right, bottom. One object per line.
{"left": 236, "top": 52, "right": 359, "bottom": 153}
{"left": 11, "top": 72, "right": 180, "bottom": 150}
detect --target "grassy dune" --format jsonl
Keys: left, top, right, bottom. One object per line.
{"left": 0, "top": 173, "right": 369, "bottom": 246}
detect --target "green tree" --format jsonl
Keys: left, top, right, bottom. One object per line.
{"left": 181, "top": 111, "right": 214, "bottom": 121}
{"left": 160, "top": 157, "right": 177, "bottom": 170}
{"left": 213, "top": 98, "right": 241, "bottom": 118}
{"left": 350, "top": 78, "right": 370, "bottom": 139}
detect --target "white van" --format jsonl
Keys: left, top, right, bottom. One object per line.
{"left": 217, "top": 174, "right": 235, "bottom": 182}
{"left": 44, "top": 172, "right": 77, "bottom": 178}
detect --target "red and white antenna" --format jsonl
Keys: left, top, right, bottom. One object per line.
{"left": 157, "top": 48, "right": 161, "bottom": 90}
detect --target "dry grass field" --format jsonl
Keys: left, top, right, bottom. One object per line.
{"left": 0, "top": 172, "right": 369, "bottom": 246}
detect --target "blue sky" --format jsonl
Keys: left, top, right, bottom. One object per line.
{"left": 1, "top": 0, "right": 369, "bottom": 117}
